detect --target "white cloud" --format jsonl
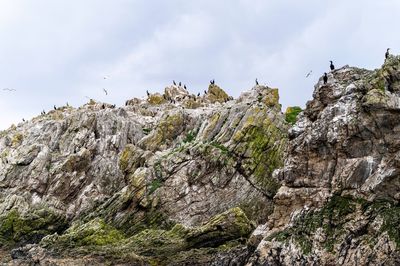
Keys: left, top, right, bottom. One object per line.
{"left": 1, "top": 0, "right": 400, "bottom": 129}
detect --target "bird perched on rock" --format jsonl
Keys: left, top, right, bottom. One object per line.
{"left": 323, "top": 73, "right": 328, "bottom": 84}
{"left": 197, "top": 92, "right": 200, "bottom": 97}
{"left": 330, "top": 61, "right": 335, "bottom": 71}
{"left": 22, "top": 118, "right": 25, "bottom": 122}
{"left": 102, "top": 104, "right": 105, "bottom": 109}
{"left": 146, "top": 90, "right": 150, "bottom": 97}
{"left": 173, "top": 80, "right": 176, "bottom": 85}
{"left": 204, "top": 90, "right": 207, "bottom": 95}
{"left": 54, "top": 105, "right": 57, "bottom": 110}
{"left": 184, "top": 85, "right": 187, "bottom": 90}
{"left": 179, "top": 82, "right": 181, "bottom": 86}
{"left": 385, "top": 48, "right": 390, "bottom": 59}
{"left": 255, "top": 78, "right": 259, "bottom": 85}
{"left": 210, "top": 79, "right": 215, "bottom": 85}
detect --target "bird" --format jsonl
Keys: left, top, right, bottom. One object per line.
{"left": 22, "top": 118, "right": 25, "bottom": 122}
{"left": 330, "top": 61, "right": 335, "bottom": 71}
{"left": 204, "top": 90, "right": 207, "bottom": 95}
{"left": 103, "top": 88, "right": 108, "bottom": 95}
{"left": 385, "top": 48, "right": 390, "bottom": 59}
{"left": 197, "top": 92, "right": 200, "bottom": 97}
{"left": 255, "top": 78, "right": 259, "bottom": 85}
{"left": 323, "top": 73, "right": 328, "bottom": 84}
{"left": 66, "top": 102, "right": 69, "bottom": 107}
{"left": 179, "top": 82, "right": 181, "bottom": 86}
{"left": 306, "top": 70, "right": 313, "bottom": 78}
{"left": 103, "top": 76, "right": 108, "bottom": 80}
{"left": 54, "top": 105, "right": 57, "bottom": 110}
{"left": 184, "top": 85, "right": 187, "bottom": 90}
{"left": 146, "top": 90, "right": 150, "bottom": 97}
{"left": 173, "top": 80, "right": 176, "bottom": 85}
{"left": 210, "top": 79, "right": 215, "bottom": 85}
{"left": 101, "top": 104, "right": 105, "bottom": 109}
{"left": 2, "top": 88, "right": 16, "bottom": 92}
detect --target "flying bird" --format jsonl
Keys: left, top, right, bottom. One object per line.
{"left": 2, "top": 88, "right": 16, "bottom": 92}
{"left": 306, "top": 70, "right": 313, "bottom": 78}
{"left": 103, "top": 88, "right": 108, "bottom": 95}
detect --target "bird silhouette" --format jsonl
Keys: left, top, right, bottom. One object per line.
{"left": 306, "top": 70, "right": 313, "bottom": 78}
{"left": 330, "top": 61, "right": 335, "bottom": 71}
{"left": 103, "top": 88, "right": 108, "bottom": 95}
{"left": 255, "top": 78, "right": 259, "bottom": 85}
{"left": 2, "top": 88, "right": 16, "bottom": 92}
{"left": 385, "top": 48, "right": 390, "bottom": 59}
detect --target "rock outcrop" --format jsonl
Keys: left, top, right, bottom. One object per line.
{"left": 0, "top": 84, "right": 287, "bottom": 264}
{"left": 249, "top": 56, "right": 400, "bottom": 265}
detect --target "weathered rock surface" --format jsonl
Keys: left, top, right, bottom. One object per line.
{"left": 0, "top": 84, "right": 287, "bottom": 264}
{"left": 248, "top": 56, "right": 400, "bottom": 265}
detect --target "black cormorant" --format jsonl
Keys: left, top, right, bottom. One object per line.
{"left": 146, "top": 90, "right": 150, "bottom": 97}
{"left": 255, "top": 78, "right": 259, "bottom": 85}
{"left": 179, "top": 82, "right": 181, "bottom": 86}
{"left": 184, "top": 85, "right": 187, "bottom": 90}
{"left": 323, "top": 73, "right": 328, "bottom": 84}
{"left": 173, "top": 80, "right": 176, "bottom": 85}
{"left": 330, "top": 61, "right": 335, "bottom": 71}
{"left": 385, "top": 48, "right": 390, "bottom": 59}
{"left": 54, "top": 105, "right": 57, "bottom": 110}
{"left": 197, "top": 92, "right": 200, "bottom": 97}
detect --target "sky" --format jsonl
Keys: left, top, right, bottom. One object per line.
{"left": 0, "top": 0, "right": 400, "bottom": 129}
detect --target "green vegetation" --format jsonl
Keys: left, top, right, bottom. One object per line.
{"left": 266, "top": 196, "right": 400, "bottom": 255}
{"left": 285, "top": 106, "right": 302, "bottom": 125}
{"left": 0, "top": 208, "right": 67, "bottom": 248}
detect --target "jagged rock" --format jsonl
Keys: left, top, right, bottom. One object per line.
{"left": 0, "top": 85, "right": 287, "bottom": 264}
{"left": 249, "top": 57, "right": 400, "bottom": 265}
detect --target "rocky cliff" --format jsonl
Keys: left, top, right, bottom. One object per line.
{"left": 248, "top": 56, "right": 400, "bottom": 265}
{"left": 0, "top": 84, "right": 287, "bottom": 265}
{"left": 1, "top": 56, "right": 400, "bottom": 265}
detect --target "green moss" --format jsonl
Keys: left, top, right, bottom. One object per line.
{"left": 285, "top": 106, "right": 302, "bottom": 125}
{"left": 42, "top": 218, "right": 124, "bottom": 249}
{"left": 183, "top": 131, "right": 197, "bottom": 143}
{"left": 11, "top": 132, "right": 23, "bottom": 147}
{"left": 148, "top": 179, "right": 163, "bottom": 195}
{"left": 0, "top": 208, "right": 67, "bottom": 248}
{"left": 147, "top": 94, "right": 166, "bottom": 105}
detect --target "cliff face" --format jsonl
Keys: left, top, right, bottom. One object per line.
{"left": 249, "top": 56, "right": 400, "bottom": 265}
{"left": 0, "top": 84, "right": 287, "bottom": 264}
{"left": 1, "top": 56, "right": 400, "bottom": 265}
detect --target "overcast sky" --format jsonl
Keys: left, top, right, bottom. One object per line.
{"left": 0, "top": 0, "right": 399, "bottom": 129}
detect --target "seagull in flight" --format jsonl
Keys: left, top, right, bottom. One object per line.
{"left": 3, "top": 88, "right": 16, "bottom": 92}
{"left": 306, "top": 70, "right": 313, "bottom": 78}
{"left": 103, "top": 88, "right": 108, "bottom": 95}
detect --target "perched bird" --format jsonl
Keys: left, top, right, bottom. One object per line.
{"left": 255, "top": 78, "right": 259, "bottom": 85}
{"left": 179, "top": 82, "right": 181, "bottom": 86}
{"left": 103, "top": 88, "right": 108, "bottom": 95}
{"left": 323, "top": 73, "right": 328, "bottom": 84}
{"left": 204, "top": 90, "right": 207, "bottom": 95}
{"left": 22, "top": 118, "right": 25, "bottom": 122}
{"left": 111, "top": 104, "right": 116, "bottom": 108}
{"left": 385, "top": 48, "right": 390, "bottom": 59}
{"left": 197, "top": 92, "right": 200, "bottom": 97}
{"left": 210, "top": 79, "right": 215, "bottom": 85}
{"left": 54, "top": 105, "right": 57, "bottom": 110}
{"left": 102, "top": 104, "right": 105, "bottom": 109}
{"left": 146, "top": 90, "right": 150, "bottom": 97}
{"left": 184, "top": 85, "right": 187, "bottom": 90}
{"left": 306, "top": 70, "right": 313, "bottom": 78}
{"left": 330, "top": 61, "right": 335, "bottom": 71}
{"left": 173, "top": 80, "right": 176, "bottom": 85}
